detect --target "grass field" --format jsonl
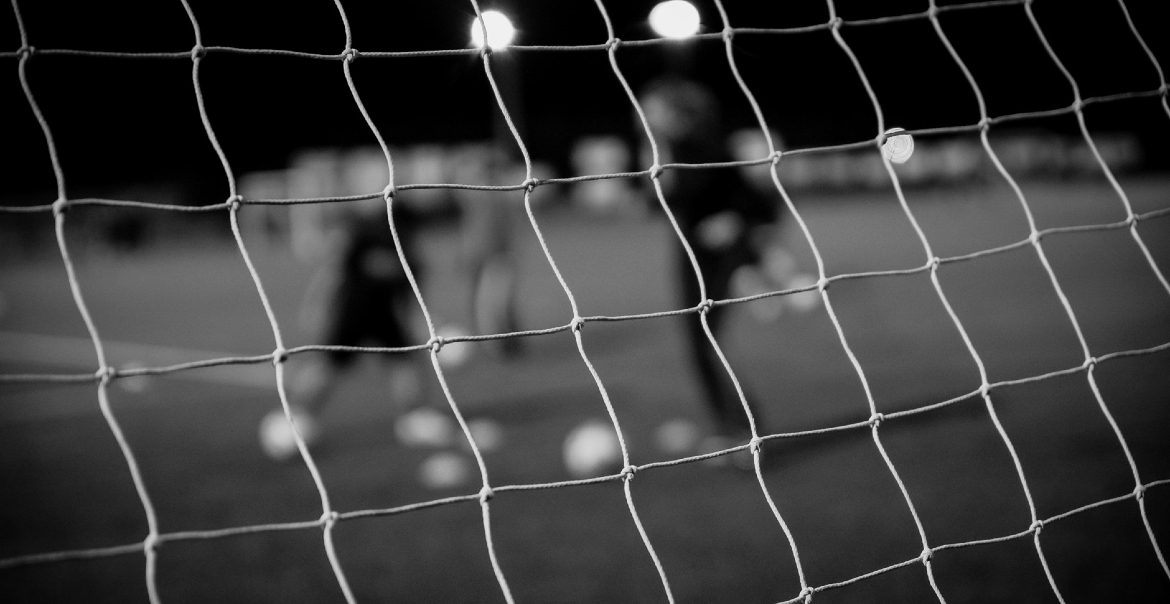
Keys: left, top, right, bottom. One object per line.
{"left": 1, "top": 175, "right": 1169, "bottom": 603}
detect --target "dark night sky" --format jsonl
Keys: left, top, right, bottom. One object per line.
{"left": 3, "top": 0, "right": 1168, "bottom": 203}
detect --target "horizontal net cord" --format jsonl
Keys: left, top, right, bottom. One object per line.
{"left": 0, "top": 0, "right": 1040, "bottom": 62}
{"left": 4, "top": 86, "right": 1166, "bottom": 213}
{"left": 3, "top": 475, "right": 1165, "bottom": 588}
{"left": 4, "top": 340, "right": 1166, "bottom": 472}
{"left": 4, "top": 313, "right": 1168, "bottom": 391}
{"left": 8, "top": 339, "right": 1166, "bottom": 441}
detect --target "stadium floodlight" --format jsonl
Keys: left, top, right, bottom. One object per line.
{"left": 470, "top": 10, "right": 516, "bottom": 51}
{"left": 649, "top": 0, "right": 701, "bottom": 39}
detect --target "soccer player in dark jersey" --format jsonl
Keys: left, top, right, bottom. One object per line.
{"left": 260, "top": 193, "right": 429, "bottom": 461}
{"left": 638, "top": 77, "right": 782, "bottom": 449}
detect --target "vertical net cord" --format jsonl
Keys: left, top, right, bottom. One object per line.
{"left": 177, "top": 1, "right": 355, "bottom": 601}
{"left": 12, "top": 1, "right": 163, "bottom": 602}
{"left": 821, "top": 2, "right": 946, "bottom": 600}
{"left": 1112, "top": 5, "right": 1170, "bottom": 298}
{"left": 1023, "top": 0, "right": 1170, "bottom": 579}
{"left": 926, "top": 3, "right": 1068, "bottom": 599}
{"left": 710, "top": 0, "right": 816, "bottom": 599}
{"left": 334, "top": 1, "right": 515, "bottom": 601}
{"left": 1114, "top": 0, "right": 1170, "bottom": 122}
{"left": 1114, "top": 0, "right": 1170, "bottom": 578}
{"left": 472, "top": 0, "right": 677, "bottom": 600}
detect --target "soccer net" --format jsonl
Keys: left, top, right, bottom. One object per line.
{"left": 1, "top": 0, "right": 1168, "bottom": 602}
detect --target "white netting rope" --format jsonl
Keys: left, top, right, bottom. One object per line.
{"left": 181, "top": 0, "right": 356, "bottom": 601}
{"left": 11, "top": 0, "right": 164, "bottom": 601}
{"left": 1020, "top": 0, "right": 1170, "bottom": 580}
{"left": 2, "top": 0, "right": 1169, "bottom": 602}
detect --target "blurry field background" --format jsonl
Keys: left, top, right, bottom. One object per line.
{"left": 2, "top": 173, "right": 1169, "bottom": 603}
{"left": 4, "top": 0, "right": 1170, "bottom": 601}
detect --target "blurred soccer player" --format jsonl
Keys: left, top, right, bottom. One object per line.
{"left": 448, "top": 143, "right": 529, "bottom": 358}
{"left": 637, "top": 77, "right": 786, "bottom": 449}
{"left": 259, "top": 150, "right": 433, "bottom": 461}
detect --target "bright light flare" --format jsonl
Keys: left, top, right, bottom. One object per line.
{"left": 470, "top": 10, "right": 516, "bottom": 50}
{"left": 649, "top": 1, "right": 701, "bottom": 39}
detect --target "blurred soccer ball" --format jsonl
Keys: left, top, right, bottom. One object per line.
{"left": 563, "top": 418, "right": 622, "bottom": 479}
{"left": 436, "top": 324, "right": 474, "bottom": 369}
{"left": 259, "top": 408, "right": 319, "bottom": 462}
{"left": 419, "top": 451, "right": 472, "bottom": 490}
{"left": 117, "top": 361, "right": 150, "bottom": 393}
{"left": 655, "top": 418, "right": 701, "bottom": 456}
{"left": 395, "top": 407, "right": 456, "bottom": 448}
{"left": 731, "top": 265, "right": 785, "bottom": 322}
{"left": 882, "top": 127, "right": 914, "bottom": 164}
{"left": 784, "top": 273, "right": 821, "bottom": 313}
{"left": 466, "top": 417, "right": 505, "bottom": 453}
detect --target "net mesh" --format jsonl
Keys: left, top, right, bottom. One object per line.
{"left": 2, "top": 0, "right": 1168, "bottom": 602}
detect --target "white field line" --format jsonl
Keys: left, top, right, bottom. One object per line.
{"left": 0, "top": 331, "right": 276, "bottom": 389}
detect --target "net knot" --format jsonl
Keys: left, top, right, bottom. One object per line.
{"left": 1125, "top": 213, "right": 1138, "bottom": 228}
{"left": 816, "top": 277, "right": 829, "bottom": 292}
{"left": 919, "top": 548, "right": 933, "bottom": 565}
{"left": 1028, "top": 230, "right": 1042, "bottom": 246}
{"left": 97, "top": 365, "right": 116, "bottom": 384}
{"left": 1029, "top": 519, "right": 1044, "bottom": 534}
{"left": 522, "top": 177, "right": 540, "bottom": 193}
{"left": 143, "top": 533, "right": 160, "bottom": 553}
{"left": 797, "top": 586, "right": 814, "bottom": 603}
{"left": 697, "top": 299, "right": 715, "bottom": 315}
{"left": 570, "top": 316, "right": 585, "bottom": 333}
{"left": 1134, "top": 484, "right": 1147, "bottom": 500}
{"left": 620, "top": 464, "right": 638, "bottom": 481}
{"left": 342, "top": 48, "right": 359, "bottom": 63}
{"left": 272, "top": 347, "right": 288, "bottom": 365}
{"left": 383, "top": 184, "right": 397, "bottom": 201}
{"left": 749, "top": 436, "right": 763, "bottom": 455}
{"left": 319, "top": 510, "right": 339, "bottom": 527}
{"left": 649, "top": 164, "right": 664, "bottom": 181}
{"left": 1081, "top": 356, "right": 1097, "bottom": 371}
{"left": 927, "top": 4, "right": 940, "bottom": 19}
{"left": 928, "top": 256, "right": 941, "bottom": 271}
{"left": 427, "top": 335, "right": 445, "bottom": 353}
{"left": 52, "top": 197, "right": 69, "bottom": 215}
{"left": 978, "top": 116, "right": 991, "bottom": 131}
{"left": 830, "top": 16, "right": 843, "bottom": 30}
{"left": 479, "top": 485, "right": 495, "bottom": 503}
{"left": 19, "top": 45, "right": 34, "bottom": 59}
{"left": 722, "top": 27, "right": 735, "bottom": 42}
{"left": 979, "top": 381, "right": 991, "bottom": 398}
{"left": 227, "top": 194, "right": 242, "bottom": 212}
{"left": 480, "top": 44, "right": 493, "bottom": 59}
{"left": 1071, "top": 98, "right": 1084, "bottom": 113}
{"left": 868, "top": 412, "right": 885, "bottom": 428}
{"left": 605, "top": 37, "right": 621, "bottom": 51}
{"left": 190, "top": 44, "right": 206, "bottom": 61}
{"left": 770, "top": 151, "right": 783, "bottom": 166}
{"left": 1159, "top": 83, "right": 1169, "bottom": 96}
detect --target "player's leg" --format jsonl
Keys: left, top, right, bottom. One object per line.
{"left": 459, "top": 193, "right": 522, "bottom": 359}
{"left": 474, "top": 251, "right": 521, "bottom": 356}
{"left": 259, "top": 349, "right": 351, "bottom": 462}
{"left": 679, "top": 249, "right": 760, "bottom": 438}
{"left": 259, "top": 279, "right": 360, "bottom": 461}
